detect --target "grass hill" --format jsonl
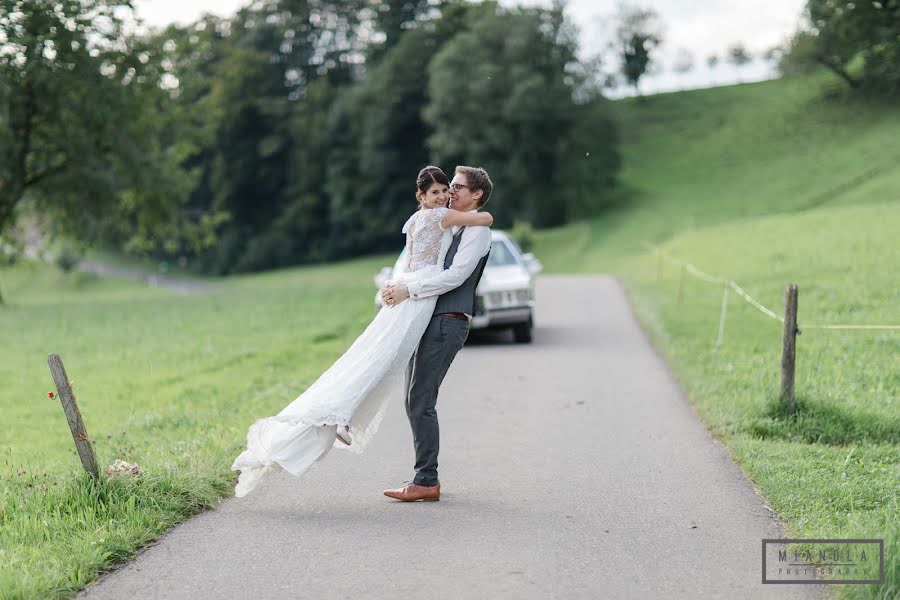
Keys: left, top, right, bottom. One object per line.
{"left": 537, "top": 71, "right": 900, "bottom": 274}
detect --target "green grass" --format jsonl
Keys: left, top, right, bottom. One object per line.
{"left": 531, "top": 72, "right": 900, "bottom": 599}
{"left": 0, "top": 255, "right": 392, "bottom": 599}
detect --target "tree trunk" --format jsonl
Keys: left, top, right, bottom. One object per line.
{"left": 0, "top": 197, "right": 17, "bottom": 235}
{"left": 0, "top": 74, "right": 35, "bottom": 234}
{"left": 0, "top": 196, "right": 13, "bottom": 305}
{"left": 819, "top": 58, "right": 859, "bottom": 89}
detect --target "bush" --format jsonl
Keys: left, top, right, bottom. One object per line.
{"left": 0, "top": 240, "right": 20, "bottom": 267}
{"left": 509, "top": 220, "right": 535, "bottom": 253}
{"left": 54, "top": 245, "right": 82, "bottom": 273}
{"left": 777, "top": 31, "right": 820, "bottom": 77}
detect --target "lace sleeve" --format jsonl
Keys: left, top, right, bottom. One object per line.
{"left": 401, "top": 212, "right": 417, "bottom": 235}
{"left": 421, "top": 207, "right": 449, "bottom": 230}
{"left": 404, "top": 207, "right": 451, "bottom": 272}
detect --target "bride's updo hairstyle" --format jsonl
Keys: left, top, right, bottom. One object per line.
{"left": 416, "top": 165, "right": 450, "bottom": 208}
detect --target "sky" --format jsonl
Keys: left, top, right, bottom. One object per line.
{"left": 133, "top": 0, "right": 808, "bottom": 96}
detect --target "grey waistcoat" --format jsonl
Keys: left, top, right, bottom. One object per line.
{"left": 433, "top": 227, "right": 490, "bottom": 316}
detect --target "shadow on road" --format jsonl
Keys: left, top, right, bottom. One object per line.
{"left": 464, "top": 328, "right": 517, "bottom": 345}
{"left": 466, "top": 324, "right": 606, "bottom": 349}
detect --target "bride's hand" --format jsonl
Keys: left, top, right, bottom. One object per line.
{"left": 382, "top": 283, "right": 409, "bottom": 307}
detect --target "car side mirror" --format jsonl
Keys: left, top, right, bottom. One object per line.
{"left": 522, "top": 253, "right": 542, "bottom": 275}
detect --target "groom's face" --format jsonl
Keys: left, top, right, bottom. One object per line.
{"left": 449, "top": 173, "right": 480, "bottom": 212}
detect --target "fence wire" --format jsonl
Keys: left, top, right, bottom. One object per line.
{"left": 649, "top": 246, "right": 899, "bottom": 333}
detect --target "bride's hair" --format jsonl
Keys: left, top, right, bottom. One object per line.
{"left": 416, "top": 165, "right": 449, "bottom": 208}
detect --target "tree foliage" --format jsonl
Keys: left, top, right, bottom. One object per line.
{"left": 426, "top": 2, "right": 618, "bottom": 228}
{"left": 612, "top": 3, "right": 663, "bottom": 95}
{"left": 780, "top": 0, "right": 900, "bottom": 93}
{"left": 325, "top": 5, "right": 470, "bottom": 258}
{"left": 1, "top": 0, "right": 624, "bottom": 275}
{"left": 672, "top": 48, "right": 694, "bottom": 75}
{"left": 0, "top": 0, "right": 208, "bottom": 253}
{"left": 727, "top": 43, "right": 751, "bottom": 67}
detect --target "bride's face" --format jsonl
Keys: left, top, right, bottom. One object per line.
{"left": 420, "top": 182, "right": 449, "bottom": 209}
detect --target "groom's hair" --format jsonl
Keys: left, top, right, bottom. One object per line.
{"left": 455, "top": 166, "right": 492, "bottom": 207}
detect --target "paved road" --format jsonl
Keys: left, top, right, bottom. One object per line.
{"left": 15, "top": 224, "right": 216, "bottom": 294}
{"left": 79, "top": 275, "right": 828, "bottom": 600}
{"left": 77, "top": 260, "right": 217, "bottom": 294}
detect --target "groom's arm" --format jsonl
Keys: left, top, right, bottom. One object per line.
{"left": 405, "top": 226, "right": 492, "bottom": 300}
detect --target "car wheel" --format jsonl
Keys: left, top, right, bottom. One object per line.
{"left": 512, "top": 318, "right": 533, "bottom": 343}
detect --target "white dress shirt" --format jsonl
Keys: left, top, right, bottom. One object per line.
{"left": 405, "top": 210, "right": 492, "bottom": 315}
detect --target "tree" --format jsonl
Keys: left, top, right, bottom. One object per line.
{"left": 365, "top": 0, "right": 445, "bottom": 62}
{"left": 0, "top": 1, "right": 198, "bottom": 269}
{"left": 762, "top": 45, "right": 782, "bottom": 65}
{"left": 672, "top": 48, "right": 694, "bottom": 75}
{"left": 324, "top": 3, "right": 470, "bottom": 259}
{"left": 555, "top": 98, "right": 621, "bottom": 219}
{"left": 727, "top": 43, "right": 752, "bottom": 81}
{"left": 160, "top": 0, "right": 369, "bottom": 273}
{"left": 612, "top": 3, "right": 664, "bottom": 96}
{"left": 425, "top": 2, "right": 619, "bottom": 228}
{"left": 777, "top": 30, "right": 821, "bottom": 77}
{"left": 781, "top": 0, "right": 900, "bottom": 93}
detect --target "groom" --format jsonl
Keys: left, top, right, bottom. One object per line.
{"left": 380, "top": 165, "right": 493, "bottom": 502}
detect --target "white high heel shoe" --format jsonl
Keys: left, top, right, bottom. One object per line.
{"left": 336, "top": 425, "right": 352, "bottom": 446}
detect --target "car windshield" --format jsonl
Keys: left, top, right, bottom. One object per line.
{"left": 487, "top": 241, "right": 519, "bottom": 267}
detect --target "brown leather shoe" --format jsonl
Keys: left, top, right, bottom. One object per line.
{"left": 383, "top": 482, "right": 440, "bottom": 502}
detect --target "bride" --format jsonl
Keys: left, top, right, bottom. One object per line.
{"left": 231, "top": 166, "right": 493, "bottom": 497}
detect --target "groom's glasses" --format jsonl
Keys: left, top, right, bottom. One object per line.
{"left": 450, "top": 183, "right": 472, "bottom": 191}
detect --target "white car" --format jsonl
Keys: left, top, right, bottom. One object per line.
{"left": 374, "top": 230, "right": 542, "bottom": 343}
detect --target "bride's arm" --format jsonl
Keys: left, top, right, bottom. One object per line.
{"left": 440, "top": 209, "right": 493, "bottom": 229}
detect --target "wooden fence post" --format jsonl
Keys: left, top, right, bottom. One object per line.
{"left": 47, "top": 354, "right": 99, "bottom": 479}
{"left": 780, "top": 285, "right": 798, "bottom": 414}
{"left": 716, "top": 283, "right": 729, "bottom": 348}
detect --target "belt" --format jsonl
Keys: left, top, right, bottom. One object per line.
{"left": 438, "top": 312, "right": 469, "bottom": 321}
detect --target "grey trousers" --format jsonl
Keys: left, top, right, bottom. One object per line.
{"left": 405, "top": 314, "right": 470, "bottom": 487}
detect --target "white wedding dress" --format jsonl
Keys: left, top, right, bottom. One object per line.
{"left": 231, "top": 206, "right": 453, "bottom": 497}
